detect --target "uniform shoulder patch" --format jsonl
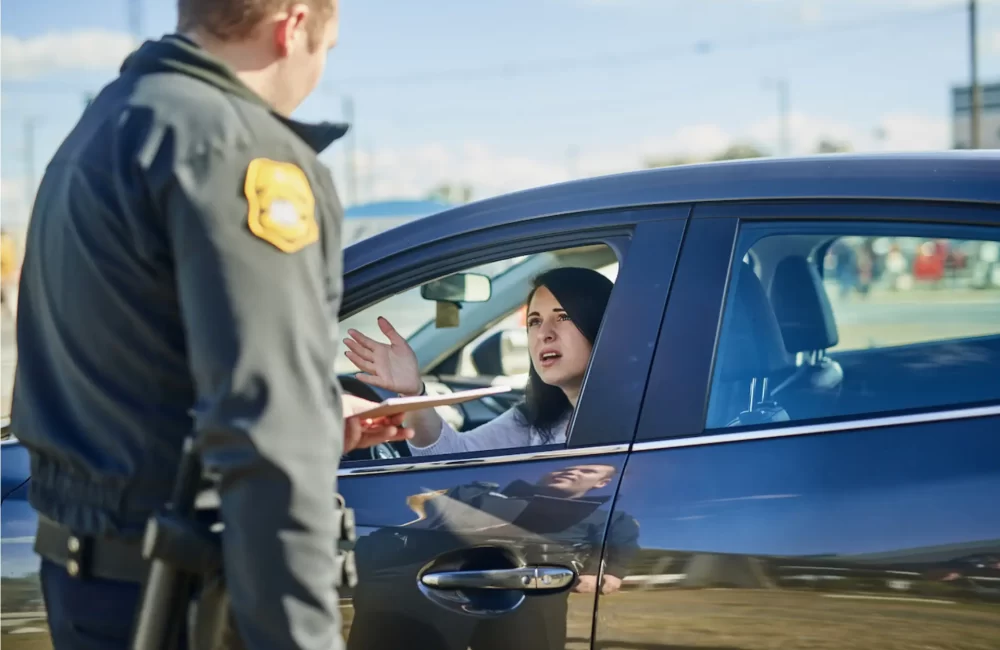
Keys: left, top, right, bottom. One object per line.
{"left": 244, "top": 158, "right": 318, "bottom": 253}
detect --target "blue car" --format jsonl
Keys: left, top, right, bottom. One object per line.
{"left": 3, "top": 152, "right": 1000, "bottom": 649}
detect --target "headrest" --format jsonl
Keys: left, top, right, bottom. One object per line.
{"left": 716, "top": 264, "right": 790, "bottom": 381}
{"left": 769, "top": 256, "right": 839, "bottom": 353}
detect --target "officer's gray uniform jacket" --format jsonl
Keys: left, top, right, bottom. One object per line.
{"left": 12, "top": 34, "right": 349, "bottom": 650}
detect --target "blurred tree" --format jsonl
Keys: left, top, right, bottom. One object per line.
{"left": 710, "top": 143, "right": 767, "bottom": 161}
{"left": 644, "top": 155, "right": 697, "bottom": 169}
{"left": 427, "top": 183, "right": 473, "bottom": 203}
{"left": 816, "top": 138, "right": 853, "bottom": 153}
{"left": 645, "top": 142, "right": 767, "bottom": 168}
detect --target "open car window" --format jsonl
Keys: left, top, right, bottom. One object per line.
{"left": 337, "top": 242, "right": 622, "bottom": 458}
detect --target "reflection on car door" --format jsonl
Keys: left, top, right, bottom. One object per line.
{"left": 596, "top": 205, "right": 1000, "bottom": 650}
{"left": 341, "top": 455, "right": 633, "bottom": 650}
{"left": 337, "top": 214, "right": 688, "bottom": 650}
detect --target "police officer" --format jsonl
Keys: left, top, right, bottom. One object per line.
{"left": 11, "top": 1, "right": 411, "bottom": 648}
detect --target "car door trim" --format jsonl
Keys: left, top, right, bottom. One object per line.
{"left": 338, "top": 443, "right": 630, "bottom": 477}
{"left": 631, "top": 403, "right": 1000, "bottom": 452}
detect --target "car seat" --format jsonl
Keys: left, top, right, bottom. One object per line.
{"left": 707, "top": 263, "right": 792, "bottom": 428}
{"left": 767, "top": 255, "right": 844, "bottom": 420}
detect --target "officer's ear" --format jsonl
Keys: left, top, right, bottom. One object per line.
{"left": 273, "top": 4, "right": 312, "bottom": 57}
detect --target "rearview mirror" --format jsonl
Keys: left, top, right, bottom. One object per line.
{"left": 421, "top": 273, "right": 492, "bottom": 304}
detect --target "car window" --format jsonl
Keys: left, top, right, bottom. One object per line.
{"left": 339, "top": 242, "right": 622, "bottom": 457}
{"left": 822, "top": 237, "right": 1000, "bottom": 350}
{"left": 706, "top": 225, "right": 1000, "bottom": 430}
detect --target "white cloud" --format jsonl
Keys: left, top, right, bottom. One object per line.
{"left": 749, "top": 112, "right": 863, "bottom": 155}
{"left": 870, "top": 113, "right": 950, "bottom": 150}
{"left": 333, "top": 111, "right": 951, "bottom": 205}
{"left": 0, "top": 29, "right": 136, "bottom": 80}
{"left": 990, "top": 28, "right": 1000, "bottom": 55}
{"left": 341, "top": 141, "right": 571, "bottom": 203}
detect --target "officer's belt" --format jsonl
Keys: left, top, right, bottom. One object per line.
{"left": 34, "top": 514, "right": 149, "bottom": 583}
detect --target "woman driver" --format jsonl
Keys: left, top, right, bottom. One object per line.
{"left": 343, "top": 266, "right": 613, "bottom": 455}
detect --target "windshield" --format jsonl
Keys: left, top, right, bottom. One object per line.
{"left": 334, "top": 255, "right": 532, "bottom": 373}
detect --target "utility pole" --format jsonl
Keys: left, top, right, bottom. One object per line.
{"left": 969, "top": 0, "right": 981, "bottom": 149}
{"left": 24, "top": 118, "right": 37, "bottom": 203}
{"left": 763, "top": 78, "right": 790, "bottom": 156}
{"left": 365, "top": 139, "right": 375, "bottom": 204}
{"left": 128, "top": 0, "right": 142, "bottom": 41}
{"left": 566, "top": 145, "right": 579, "bottom": 180}
{"left": 342, "top": 96, "right": 357, "bottom": 207}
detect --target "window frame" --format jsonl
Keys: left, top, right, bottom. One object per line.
{"left": 338, "top": 205, "right": 689, "bottom": 472}
{"left": 635, "top": 199, "right": 1000, "bottom": 444}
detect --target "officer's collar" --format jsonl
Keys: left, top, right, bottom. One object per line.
{"left": 121, "top": 33, "right": 349, "bottom": 154}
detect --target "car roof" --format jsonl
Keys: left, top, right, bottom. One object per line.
{"left": 346, "top": 151, "right": 1000, "bottom": 272}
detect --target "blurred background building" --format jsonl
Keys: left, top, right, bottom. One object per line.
{"left": 952, "top": 81, "right": 1000, "bottom": 148}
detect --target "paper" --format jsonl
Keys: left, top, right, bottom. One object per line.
{"left": 351, "top": 385, "right": 513, "bottom": 420}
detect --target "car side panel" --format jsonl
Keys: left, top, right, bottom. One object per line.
{"left": 340, "top": 451, "right": 632, "bottom": 650}
{"left": 597, "top": 414, "right": 1000, "bottom": 650}
{"left": 597, "top": 199, "right": 1000, "bottom": 649}
{"left": 338, "top": 213, "right": 689, "bottom": 648}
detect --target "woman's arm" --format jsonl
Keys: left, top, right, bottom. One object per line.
{"left": 407, "top": 408, "right": 528, "bottom": 456}
{"left": 402, "top": 402, "right": 446, "bottom": 448}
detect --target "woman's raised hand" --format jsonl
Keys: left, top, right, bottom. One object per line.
{"left": 343, "top": 316, "right": 423, "bottom": 396}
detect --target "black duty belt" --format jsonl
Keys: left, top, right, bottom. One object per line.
{"left": 35, "top": 515, "right": 150, "bottom": 583}
{"left": 35, "top": 503, "right": 357, "bottom": 588}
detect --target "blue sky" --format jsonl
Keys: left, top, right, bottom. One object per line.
{"left": 2, "top": 0, "right": 999, "bottom": 223}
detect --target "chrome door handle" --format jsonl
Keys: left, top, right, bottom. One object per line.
{"left": 420, "top": 566, "right": 574, "bottom": 591}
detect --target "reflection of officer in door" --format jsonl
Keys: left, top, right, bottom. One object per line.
{"left": 347, "top": 463, "right": 639, "bottom": 650}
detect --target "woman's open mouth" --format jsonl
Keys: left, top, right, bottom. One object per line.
{"left": 538, "top": 351, "right": 562, "bottom": 368}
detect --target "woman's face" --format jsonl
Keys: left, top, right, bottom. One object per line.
{"left": 526, "top": 285, "right": 593, "bottom": 394}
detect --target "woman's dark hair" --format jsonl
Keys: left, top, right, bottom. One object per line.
{"left": 513, "top": 266, "right": 614, "bottom": 442}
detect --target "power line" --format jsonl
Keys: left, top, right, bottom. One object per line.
{"left": 0, "top": 4, "right": 966, "bottom": 99}
{"left": 325, "top": 4, "right": 966, "bottom": 89}
{"left": 342, "top": 96, "right": 358, "bottom": 206}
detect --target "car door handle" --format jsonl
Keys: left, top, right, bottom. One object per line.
{"left": 420, "top": 566, "right": 575, "bottom": 591}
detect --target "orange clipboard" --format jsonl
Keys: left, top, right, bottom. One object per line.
{"left": 351, "top": 385, "right": 513, "bottom": 420}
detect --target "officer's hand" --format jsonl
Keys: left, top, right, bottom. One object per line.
{"left": 601, "top": 574, "right": 623, "bottom": 594}
{"left": 572, "top": 575, "right": 599, "bottom": 594}
{"left": 344, "top": 317, "right": 422, "bottom": 396}
{"left": 342, "top": 394, "right": 414, "bottom": 452}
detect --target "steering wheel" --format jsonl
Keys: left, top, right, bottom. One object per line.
{"left": 338, "top": 374, "right": 411, "bottom": 462}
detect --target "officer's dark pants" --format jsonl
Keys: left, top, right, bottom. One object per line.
{"left": 41, "top": 559, "right": 190, "bottom": 650}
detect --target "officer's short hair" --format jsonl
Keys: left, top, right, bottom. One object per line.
{"left": 177, "top": 0, "right": 336, "bottom": 49}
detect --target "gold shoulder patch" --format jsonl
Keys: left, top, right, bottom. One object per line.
{"left": 244, "top": 158, "right": 318, "bottom": 253}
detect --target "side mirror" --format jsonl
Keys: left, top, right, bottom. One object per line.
{"left": 471, "top": 329, "right": 529, "bottom": 377}
{"left": 421, "top": 273, "right": 492, "bottom": 304}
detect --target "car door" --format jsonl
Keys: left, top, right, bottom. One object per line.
{"left": 337, "top": 205, "right": 688, "bottom": 650}
{"left": 597, "top": 201, "right": 1000, "bottom": 650}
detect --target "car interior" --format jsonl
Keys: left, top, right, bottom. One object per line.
{"left": 339, "top": 243, "right": 620, "bottom": 462}
{"left": 706, "top": 233, "right": 1000, "bottom": 430}
{"left": 341, "top": 230, "right": 1000, "bottom": 461}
